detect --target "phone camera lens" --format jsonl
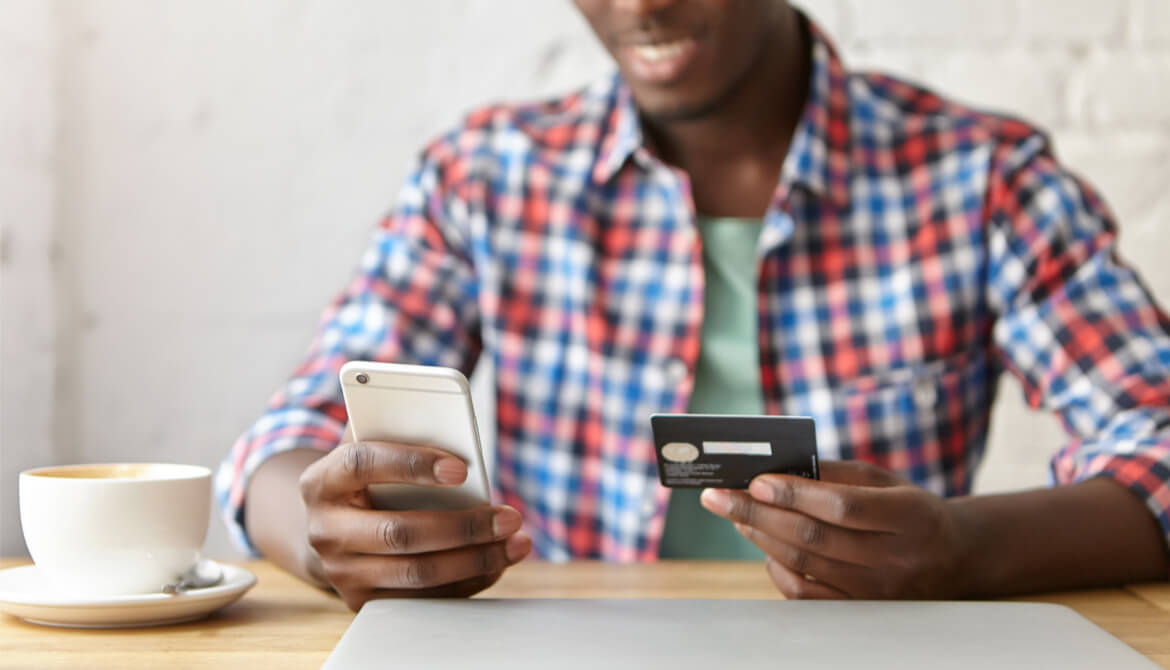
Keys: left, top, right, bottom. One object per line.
{"left": 356, "top": 373, "right": 369, "bottom": 384}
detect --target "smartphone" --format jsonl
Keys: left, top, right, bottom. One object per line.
{"left": 338, "top": 361, "right": 491, "bottom": 510}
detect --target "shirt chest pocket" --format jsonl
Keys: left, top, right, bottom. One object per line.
{"left": 809, "top": 352, "right": 995, "bottom": 492}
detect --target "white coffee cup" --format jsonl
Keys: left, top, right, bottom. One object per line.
{"left": 19, "top": 463, "right": 211, "bottom": 597}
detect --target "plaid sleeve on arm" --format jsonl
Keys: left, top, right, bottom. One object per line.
{"left": 986, "top": 132, "right": 1170, "bottom": 552}
{"left": 215, "top": 145, "right": 483, "bottom": 555}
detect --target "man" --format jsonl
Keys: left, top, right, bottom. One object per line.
{"left": 219, "top": 0, "right": 1170, "bottom": 610}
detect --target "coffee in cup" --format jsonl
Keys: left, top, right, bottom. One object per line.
{"left": 19, "top": 463, "right": 211, "bottom": 597}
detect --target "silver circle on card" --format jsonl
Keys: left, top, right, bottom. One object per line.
{"left": 661, "top": 442, "right": 700, "bottom": 463}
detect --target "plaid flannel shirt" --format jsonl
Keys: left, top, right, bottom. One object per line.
{"left": 217, "top": 22, "right": 1170, "bottom": 561}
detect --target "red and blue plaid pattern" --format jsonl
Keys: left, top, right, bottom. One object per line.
{"left": 217, "top": 23, "right": 1170, "bottom": 561}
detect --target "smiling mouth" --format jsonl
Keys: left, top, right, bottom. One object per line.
{"left": 632, "top": 38, "right": 695, "bottom": 63}
{"left": 622, "top": 37, "right": 701, "bottom": 84}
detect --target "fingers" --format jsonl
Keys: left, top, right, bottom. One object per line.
{"left": 303, "top": 441, "right": 468, "bottom": 500}
{"left": 310, "top": 505, "right": 524, "bottom": 556}
{"left": 364, "top": 571, "right": 505, "bottom": 603}
{"left": 327, "top": 533, "right": 532, "bottom": 602}
{"left": 301, "top": 427, "right": 527, "bottom": 609}
{"left": 743, "top": 473, "right": 913, "bottom": 532}
{"left": 735, "top": 522, "right": 873, "bottom": 597}
{"left": 764, "top": 558, "right": 848, "bottom": 600}
{"left": 702, "top": 490, "right": 882, "bottom": 564}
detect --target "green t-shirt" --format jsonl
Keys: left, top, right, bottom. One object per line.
{"left": 658, "top": 217, "right": 767, "bottom": 560}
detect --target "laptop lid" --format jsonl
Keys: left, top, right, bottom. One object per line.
{"left": 323, "top": 598, "right": 1158, "bottom": 669}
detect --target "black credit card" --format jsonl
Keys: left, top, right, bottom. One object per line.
{"left": 650, "top": 414, "right": 819, "bottom": 488}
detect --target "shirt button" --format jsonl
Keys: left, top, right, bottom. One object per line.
{"left": 913, "top": 379, "right": 938, "bottom": 408}
{"left": 664, "top": 357, "right": 688, "bottom": 385}
{"left": 641, "top": 498, "right": 658, "bottom": 517}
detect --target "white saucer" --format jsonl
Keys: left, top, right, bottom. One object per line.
{"left": 0, "top": 561, "right": 256, "bottom": 628}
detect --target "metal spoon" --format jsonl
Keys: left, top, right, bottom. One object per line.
{"left": 162, "top": 559, "right": 224, "bottom": 595}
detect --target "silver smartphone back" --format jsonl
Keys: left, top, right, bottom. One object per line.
{"left": 339, "top": 361, "right": 491, "bottom": 510}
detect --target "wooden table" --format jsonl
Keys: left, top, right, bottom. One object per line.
{"left": 3, "top": 559, "right": 1170, "bottom": 669}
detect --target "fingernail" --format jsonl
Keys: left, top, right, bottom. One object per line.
{"left": 492, "top": 508, "right": 522, "bottom": 537}
{"left": 700, "top": 488, "right": 731, "bottom": 516}
{"left": 433, "top": 458, "right": 467, "bottom": 485}
{"left": 749, "top": 478, "right": 772, "bottom": 502}
{"left": 505, "top": 533, "right": 531, "bottom": 562}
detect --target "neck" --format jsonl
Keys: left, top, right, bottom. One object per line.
{"left": 642, "top": 9, "right": 810, "bottom": 177}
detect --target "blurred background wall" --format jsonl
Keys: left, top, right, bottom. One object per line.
{"left": 3, "top": 0, "right": 1169, "bottom": 559}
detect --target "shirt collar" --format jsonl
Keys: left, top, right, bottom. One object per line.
{"left": 590, "top": 75, "right": 643, "bottom": 185}
{"left": 591, "top": 16, "right": 852, "bottom": 208}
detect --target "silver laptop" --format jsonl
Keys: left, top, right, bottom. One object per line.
{"left": 323, "top": 598, "right": 1157, "bottom": 669}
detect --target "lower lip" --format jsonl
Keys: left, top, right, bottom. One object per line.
{"left": 622, "top": 39, "right": 700, "bottom": 85}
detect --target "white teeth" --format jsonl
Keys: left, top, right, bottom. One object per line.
{"left": 633, "top": 40, "right": 691, "bottom": 63}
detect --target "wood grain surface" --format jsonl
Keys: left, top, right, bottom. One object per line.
{"left": 2, "top": 559, "right": 1168, "bottom": 669}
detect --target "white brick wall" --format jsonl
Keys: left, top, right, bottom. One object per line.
{"left": 1016, "top": 0, "right": 1128, "bottom": 44}
{"left": 844, "top": 0, "right": 1018, "bottom": 45}
{"left": 1138, "top": 0, "right": 1170, "bottom": 46}
{"left": 2, "top": 1, "right": 1169, "bottom": 557}
{"left": 1082, "top": 55, "right": 1170, "bottom": 127}
{"left": 0, "top": 0, "right": 57, "bottom": 556}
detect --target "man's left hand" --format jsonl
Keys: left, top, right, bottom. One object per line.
{"left": 700, "top": 460, "right": 970, "bottom": 599}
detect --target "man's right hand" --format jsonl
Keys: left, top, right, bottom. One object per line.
{"left": 297, "top": 430, "right": 531, "bottom": 611}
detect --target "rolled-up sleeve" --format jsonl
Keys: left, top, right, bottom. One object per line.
{"left": 215, "top": 145, "right": 482, "bottom": 555}
{"left": 986, "top": 132, "right": 1170, "bottom": 551}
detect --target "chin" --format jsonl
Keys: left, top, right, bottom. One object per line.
{"left": 629, "top": 71, "right": 739, "bottom": 125}
{"left": 636, "top": 93, "right": 727, "bottom": 124}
